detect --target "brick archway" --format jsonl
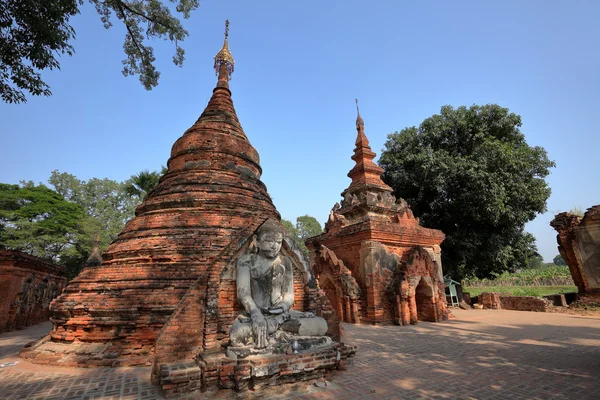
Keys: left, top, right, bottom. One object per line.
{"left": 312, "top": 245, "right": 361, "bottom": 324}
{"left": 414, "top": 277, "right": 437, "bottom": 322}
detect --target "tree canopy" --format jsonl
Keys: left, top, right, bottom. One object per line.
{"left": 379, "top": 104, "right": 555, "bottom": 280}
{"left": 296, "top": 215, "right": 323, "bottom": 241}
{"left": 1, "top": 0, "right": 199, "bottom": 103}
{"left": 281, "top": 215, "right": 323, "bottom": 256}
{"left": 125, "top": 167, "right": 167, "bottom": 200}
{"left": 49, "top": 169, "right": 137, "bottom": 251}
{"left": 1, "top": 168, "right": 165, "bottom": 279}
{"left": 553, "top": 254, "right": 567, "bottom": 266}
{"left": 0, "top": 182, "right": 85, "bottom": 263}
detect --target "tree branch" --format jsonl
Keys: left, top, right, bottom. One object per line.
{"left": 115, "top": 2, "right": 148, "bottom": 66}
{"left": 109, "top": 0, "right": 177, "bottom": 31}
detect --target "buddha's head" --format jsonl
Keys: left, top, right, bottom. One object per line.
{"left": 256, "top": 219, "right": 284, "bottom": 259}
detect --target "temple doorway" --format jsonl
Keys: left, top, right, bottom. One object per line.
{"left": 320, "top": 277, "right": 343, "bottom": 322}
{"left": 415, "top": 279, "right": 436, "bottom": 322}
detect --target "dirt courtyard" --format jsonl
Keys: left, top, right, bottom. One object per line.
{"left": 1, "top": 309, "right": 599, "bottom": 399}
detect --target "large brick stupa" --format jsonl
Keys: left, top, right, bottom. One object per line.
{"left": 23, "top": 21, "right": 281, "bottom": 367}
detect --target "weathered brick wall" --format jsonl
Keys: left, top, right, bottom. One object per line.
{"left": 500, "top": 296, "right": 550, "bottom": 312}
{"left": 551, "top": 206, "right": 600, "bottom": 293}
{"left": 0, "top": 250, "right": 65, "bottom": 332}
{"left": 479, "top": 292, "right": 550, "bottom": 312}
{"left": 479, "top": 292, "right": 501, "bottom": 309}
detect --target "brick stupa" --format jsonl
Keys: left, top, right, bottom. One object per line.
{"left": 23, "top": 23, "right": 354, "bottom": 394}
{"left": 307, "top": 102, "right": 449, "bottom": 325}
{"left": 24, "top": 22, "right": 281, "bottom": 366}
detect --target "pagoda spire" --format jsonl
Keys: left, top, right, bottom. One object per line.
{"left": 345, "top": 100, "right": 393, "bottom": 194}
{"left": 354, "top": 98, "right": 370, "bottom": 148}
{"left": 214, "top": 20, "right": 235, "bottom": 87}
{"left": 355, "top": 99, "right": 364, "bottom": 130}
{"left": 85, "top": 233, "right": 102, "bottom": 267}
{"left": 187, "top": 19, "right": 247, "bottom": 141}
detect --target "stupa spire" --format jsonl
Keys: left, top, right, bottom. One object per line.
{"left": 214, "top": 20, "right": 235, "bottom": 84}
{"left": 355, "top": 99, "right": 364, "bottom": 130}
{"left": 345, "top": 101, "right": 393, "bottom": 194}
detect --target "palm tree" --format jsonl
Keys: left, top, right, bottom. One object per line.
{"left": 125, "top": 167, "right": 166, "bottom": 200}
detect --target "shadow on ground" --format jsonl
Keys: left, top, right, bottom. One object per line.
{"left": 1, "top": 310, "right": 600, "bottom": 399}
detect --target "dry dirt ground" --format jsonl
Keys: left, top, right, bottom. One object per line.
{"left": 1, "top": 309, "right": 599, "bottom": 399}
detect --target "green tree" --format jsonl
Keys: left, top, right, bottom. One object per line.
{"left": 0, "top": 182, "right": 85, "bottom": 264}
{"left": 280, "top": 216, "right": 322, "bottom": 256}
{"left": 526, "top": 253, "right": 544, "bottom": 270}
{"left": 49, "top": 170, "right": 137, "bottom": 251}
{"left": 379, "top": 104, "right": 555, "bottom": 280}
{"left": 124, "top": 166, "right": 166, "bottom": 200}
{"left": 553, "top": 254, "right": 567, "bottom": 266}
{"left": 1, "top": 0, "right": 200, "bottom": 103}
{"left": 296, "top": 215, "right": 322, "bottom": 241}
{"left": 281, "top": 219, "right": 299, "bottom": 241}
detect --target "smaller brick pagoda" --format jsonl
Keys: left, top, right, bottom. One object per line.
{"left": 307, "top": 102, "right": 448, "bottom": 326}
{"left": 0, "top": 250, "right": 66, "bottom": 332}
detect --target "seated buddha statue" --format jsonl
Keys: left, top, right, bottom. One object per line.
{"left": 229, "top": 219, "right": 328, "bottom": 350}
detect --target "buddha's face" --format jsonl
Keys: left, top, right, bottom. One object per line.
{"left": 257, "top": 231, "right": 283, "bottom": 259}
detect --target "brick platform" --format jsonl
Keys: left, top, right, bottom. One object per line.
{"left": 3, "top": 310, "right": 600, "bottom": 399}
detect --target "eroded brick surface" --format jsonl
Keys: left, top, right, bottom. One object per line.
{"left": 551, "top": 206, "right": 600, "bottom": 299}
{"left": 0, "top": 251, "right": 66, "bottom": 332}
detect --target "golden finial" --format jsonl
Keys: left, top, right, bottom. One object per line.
{"left": 214, "top": 20, "right": 235, "bottom": 79}
{"left": 355, "top": 98, "right": 364, "bottom": 128}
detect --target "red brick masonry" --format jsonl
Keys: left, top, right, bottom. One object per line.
{"left": 0, "top": 250, "right": 65, "bottom": 332}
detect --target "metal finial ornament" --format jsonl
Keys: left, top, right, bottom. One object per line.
{"left": 355, "top": 98, "right": 364, "bottom": 128}
{"left": 214, "top": 20, "right": 235, "bottom": 79}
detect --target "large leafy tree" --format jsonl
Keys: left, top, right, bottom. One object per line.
{"left": 379, "top": 104, "right": 555, "bottom": 280}
{"left": 296, "top": 215, "right": 323, "bottom": 241}
{"left": 49, "top": 170, "right": 137, "bottom": 251}
{"left": 553, "top": 254, "right": 567, "bottom": 266}
{"left": 281, "top": 216, "right": 323, "bottom": 256}
{"left": 1, "top": 0, "right": 200, "bottom": 103}
{"left": 0, "top": 182, "right": 85, "bottom": 264}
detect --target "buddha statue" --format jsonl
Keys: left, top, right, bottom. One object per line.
{"left": 229, "top": 219, "right": 328, "bottom": 352}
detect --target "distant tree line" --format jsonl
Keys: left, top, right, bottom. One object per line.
{"left": 0, "top": 168, "right": 165, "bottom": 279}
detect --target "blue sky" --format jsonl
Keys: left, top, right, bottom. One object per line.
{"left": 1, "top": 0, "right": 599, "bottom": 262}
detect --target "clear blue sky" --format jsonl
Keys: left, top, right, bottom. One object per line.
{"left": 1, "top": 0, "right": 599, "bottom": 263}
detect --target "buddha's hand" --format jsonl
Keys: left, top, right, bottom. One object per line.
{"left": 251, "top": 311, "right": 268, "bottom": 348}
{"left": 266, "top": 306, "right": 284, "bottom": 315}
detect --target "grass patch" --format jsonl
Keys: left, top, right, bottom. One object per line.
{"left": 464, "top": 286, "right": 577, "bottom": 297}
{"left": 462, "top": 266, "right": 574, "bottom": 287}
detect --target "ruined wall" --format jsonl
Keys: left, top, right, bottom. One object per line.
{"left": 0, "top": 250, "right": 65, "bottom": 332}
{"left": 551, "top": 206, "right": 600, "bottom": 294}
{"left": 478, "top": 292, "right": 550, "bottom": 312}
{"left": 500, "top": 296, "right": 550, "bottom": 312}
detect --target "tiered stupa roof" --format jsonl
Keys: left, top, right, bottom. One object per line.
{"left": 344, "top": 100, "right": 394, "bottom": 197}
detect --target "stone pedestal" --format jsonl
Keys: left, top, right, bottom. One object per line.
{"left": 158, "top": 342, "right": 356, "bottom": 398}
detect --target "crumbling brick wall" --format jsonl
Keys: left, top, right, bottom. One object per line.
{"left": 551, "top": 206, "right": 600, "bottom": 295}
{"left": 0, "top": 250, "right": 66, "bottom": 332}
{"left": 479, "top": 292, "right": 550, "bottom": 312}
